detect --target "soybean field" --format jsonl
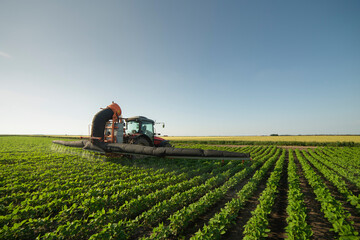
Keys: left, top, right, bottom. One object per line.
{"left": 1, "top": 136, "right": 360, "bottom": 239}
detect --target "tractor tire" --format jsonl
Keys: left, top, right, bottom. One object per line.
{"left": 161, "top": 142, "right": 172, "bottom": 148}
{"left": 129, "top": 136, "right": 151, "bottom": 160}
{"left": 131, "top": 136, "right": 151, "bottom": 146}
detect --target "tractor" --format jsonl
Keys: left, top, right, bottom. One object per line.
{"left": 89, "top": 102, "right": 170, "bottom": 148}
{"left": 110, "top": 116, "right": 172, "bottom": 147}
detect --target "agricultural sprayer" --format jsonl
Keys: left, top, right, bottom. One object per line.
{"left": 53, "top": 102, "right": 251, "bottom": 160}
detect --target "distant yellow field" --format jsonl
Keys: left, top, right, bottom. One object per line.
{"left": 163, "top": 135, "right": 360, "bottom": 143}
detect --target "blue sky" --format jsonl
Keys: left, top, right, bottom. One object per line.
{"left": 1, "top": 0, "right": 359, "bottom": 136}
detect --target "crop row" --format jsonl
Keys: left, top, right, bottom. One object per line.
{"left": 305, "top": 150, "right": 360, "bottom": 210}
{"left": 46, "top": 148, "right": 268, "bottom": 240}
{"left": 189, "top": 148, "right": 282, "bottom": 239}
{"left": 285, "top": 149, "right": 312, "bottom": 239}
{"left": 242, "top": 149, "right": 285, "bottom": 239}
{"left": 295, "top": 150, "right": 358, "bottom": 237}
{"left": 312, "top": 148, "right": 360, "bottom": 189}
{"left": 145, "top": 147, "right": 279, "bottom": 239}
{"left": 321, "top": 147, "right": 360, "bottom": 174}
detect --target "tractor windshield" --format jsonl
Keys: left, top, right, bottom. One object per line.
{"left": 126, "top": 121, "right": 139, "bottom": 134}
{"left": 141, "top": 122, "right": 154, "bottom": 139}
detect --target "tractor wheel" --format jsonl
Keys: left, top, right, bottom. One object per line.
{"left": 129, "top": 137, "right": 150, "bottom": 160}
{"left": 131, "top": 136, "right": 151, "bottom": 146}
{"left": 161, "top": 142, "right": 172, "bottom": 148}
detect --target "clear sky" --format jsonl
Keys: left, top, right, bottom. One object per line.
{"left": 1, "top": 0, "right": 359, "bottom": 136}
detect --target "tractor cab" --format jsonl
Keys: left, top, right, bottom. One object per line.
{"left": 125, "top": 116, "right": 155, "bottom": 140}
{"left": 124, "top": 116, "right": 171, "bottom": 147}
